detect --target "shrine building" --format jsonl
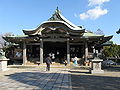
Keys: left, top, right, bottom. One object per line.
{"left": 4, "top": 8, "right": 113, "bottom": 65}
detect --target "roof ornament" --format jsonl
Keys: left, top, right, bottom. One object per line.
{"left": 116, "top": 28, "right": 120, "bottom": 34}
{"left": 48, "top": 7, "right": 61, "bottom": 21}
{"left": 55, "top": 7, "right": 61, "bottom": 14}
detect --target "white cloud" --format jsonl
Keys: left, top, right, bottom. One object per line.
{"left": 88, "top": 0, "right": 110, "bottom": 6}
{"left": 79, "top": 0, "right": 110, "bottom": 20}
{"left": 80, "top": 6, "right": 108, "bottom": 20}
{"left": 80, "top": 13, "right": 89, "bottom": 20}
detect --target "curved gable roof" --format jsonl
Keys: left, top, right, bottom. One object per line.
{"left": 23, "top": 8, "right": 84, "bottom": 35}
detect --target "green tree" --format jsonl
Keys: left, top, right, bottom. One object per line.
{"left": 103, "top": 44, "right": 120, "bottom": 62}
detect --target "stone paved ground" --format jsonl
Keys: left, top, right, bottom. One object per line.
{"left": 71, "top": 69, "right": 120, "bottom": 90}
{"left": 0, "top": 65, "right": 120, "bottom": 90}
{"left": 0, "top": 66, "right": 72, "bottom": 90}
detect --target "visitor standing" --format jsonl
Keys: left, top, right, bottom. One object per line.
{"left": 45, "top": 55, "right": 52, "bottom": 71}
{"left": 74, "top": 56, "right": 78, "bottom": 65}
{"left": 64, "top": 60, "right": 67, "bottom": 66}
{"left": 51, "top": 53, "right": 55, "bottom": 61}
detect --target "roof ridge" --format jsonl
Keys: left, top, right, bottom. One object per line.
{"left": 48, "top": 7, "right": 82, "bottom": 30}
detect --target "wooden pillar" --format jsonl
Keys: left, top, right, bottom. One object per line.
{"left": 85, "top": 41, "right": 88, "bottom": 61}
{"left": 93, "top": 46, "right": 95, "bottom": 53}
{"left": 23, "top": 41, "right": 27, "bottom": 65}
{"left": 67, "top": 38, "right": 70, "bottom": 64}
{"left": 40, "top": 39, "right": 43, "bottom": 64}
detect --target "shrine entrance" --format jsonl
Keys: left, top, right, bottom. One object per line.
{"left": 70, "top": 45, "right": 84, "bottom": 58}
{"left": 44, "top": 42, "right": 67, "bottom": 63}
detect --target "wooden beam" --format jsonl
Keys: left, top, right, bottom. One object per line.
{"left": 69, "top": 43, "right": 84, "bottom": 45}
{"left": 26, "top": 43, "right": 40, "bottom": 45}
{"left": 43, "top": 38, "right": 67, "bottom": 42}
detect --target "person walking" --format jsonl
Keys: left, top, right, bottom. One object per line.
{"left": 45, "top": 55, "right": 52, "bottom": 71}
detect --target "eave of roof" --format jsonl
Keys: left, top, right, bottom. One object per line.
{"left": 3, "top": 35, "right": 29, "bottom": 38}
{"left": 41, "top": 21, "right": 84, "bottom": 30}
{"left": 23, "top": 21, "right": 85, "bottom": 35}
{"left": 82, "top": 32, "right": 104, "bottom": 37}
{"left": 101, "top": 41, "right": 113, "bottom": 46}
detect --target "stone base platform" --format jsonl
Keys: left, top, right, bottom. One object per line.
{"left": 91, "top": 70, "right": 104, "bottom": 74}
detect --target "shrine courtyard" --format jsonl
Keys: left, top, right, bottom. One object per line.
{"left": 0, "top": 64, "right": 120, "bottom": 90}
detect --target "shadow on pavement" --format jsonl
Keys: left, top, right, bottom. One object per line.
{"left": 4, "top": 71, "right": 71, "bottom": 89}
{"left": 104, "top": 66, "right": 120, "bottom": 72}
{"left": 71, "top": 71, "right": 120, "bottom": 90}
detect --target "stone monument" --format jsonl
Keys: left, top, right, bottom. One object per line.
{"left": 90, "top": 52, "right": 104, "bottom": 74}
{"left": 0, "top": 49, "right": 9, "bottom": 71}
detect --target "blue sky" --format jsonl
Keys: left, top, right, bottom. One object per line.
{"left": 0, "top": 0, "right": 120, "bottom": 44}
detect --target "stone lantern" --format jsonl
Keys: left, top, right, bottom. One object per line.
{"left": 90, "top": 52, "right": 104, "bottom": 74}
{"left": 0, "top": 50, "right": 9, "bottom": 71}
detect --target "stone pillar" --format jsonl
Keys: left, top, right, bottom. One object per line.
{"left": 40, "top": 39, "right": 43, "bottom": 64}
{"left": 23, "top": 42, "right": 27, "bottom": 65}
{"left": 0, "top": 51, "right": 9, "bottom": 71}
{"left": 0, "top": 59, "right": 9, "bottom": 71}
{"left": 67, "top": 38, "right": 70, "bottom": 64}
{"left": 85, "top": 41, "right": 88, "bottom": 61}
